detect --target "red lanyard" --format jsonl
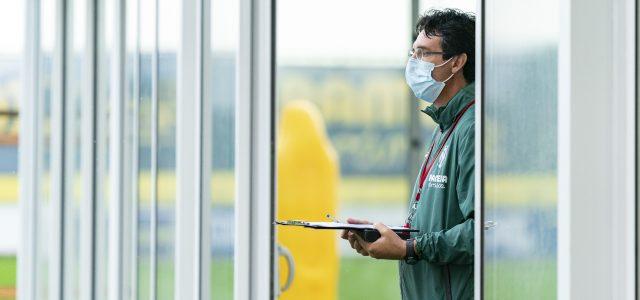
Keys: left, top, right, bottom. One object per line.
{"left": 404, "top": 100, "right": 475, "bottom": 228}
{"left": 416, "top": 100, "right": 475, "bottom": 201}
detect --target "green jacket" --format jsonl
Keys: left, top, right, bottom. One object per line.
{"left": 399, "top": 83, "right": 475, "bottom": 300}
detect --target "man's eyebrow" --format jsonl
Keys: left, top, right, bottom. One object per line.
{"left": 413, "top": 45, "right": 438, "bottom": 52}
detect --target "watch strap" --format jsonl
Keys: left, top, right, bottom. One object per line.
{"left": 405, "top": 238, "right": 418, "bottom": 264}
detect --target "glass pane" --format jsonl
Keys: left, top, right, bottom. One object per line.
{"left": 137, "top": 0, "right": 155, "bottom": 297}
{"left": 125, "top": 0, "right": 139, "bottom": 296}
{"left": 156, "top": 0, "right": 177, "bottom": 297}
{"left": 36, "top": 0, "right": 56, "bottom": 298}
{"left": 483, "top": 0, "right": 558, "bottom": 298}
{"left": 95, "top": 0, "right": 114, "bottom": 298}
{"left": 62, "top": 0, "right": 88, "bottom": 297}
{"left": 0, "top": 1, "right": 23, "bottom": 299}
{"left": 276, "top": 1, "right": 410, "bottom": 299}
{"left": 208, "top": 0, "right": 238, "bottom": 297}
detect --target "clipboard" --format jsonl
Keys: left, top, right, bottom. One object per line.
{"left": 275, "top": 220, "right": 419, "bottom": 242}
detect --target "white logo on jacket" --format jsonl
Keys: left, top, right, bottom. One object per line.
{"left": 427, "top": 174, "right": 448, "bottom": 189}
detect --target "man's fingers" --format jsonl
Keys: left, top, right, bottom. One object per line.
{"left": 354, "top": 234, "right": 377, "bottom": 257}
{"left": 340, "top": 229, "right": 349, "bottom": 240}
{"left": 353, "top": 231, "right": 369, "bottom": 247}
{"left": 373, "top": 222, "right": 391, "bottom": 236}
{"left": 348, "top": 238, "right": 356, "bottom": 249}
{"left": 353, "top": 237, "right": 369, "bottom": 256}
{"left": 346, "top": 231, "right": 368, "bottom": 256}
{"left": 347, "top": 233, "right": 358, "bottom": 249}
{"left": 354, "top": 241, "right": 363, "bottom": 252}
{"left": 347, "top": 217, "right": 371, "bottom": 225}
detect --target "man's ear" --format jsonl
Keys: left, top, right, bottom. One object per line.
{"left": 452, "top": 53, "right": 468, "bottom": 74}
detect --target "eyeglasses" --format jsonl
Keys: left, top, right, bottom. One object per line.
{"left": 408, "top": 48, "right": 444, "bottom": 61}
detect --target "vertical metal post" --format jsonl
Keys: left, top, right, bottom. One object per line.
{"left": 195, "top": 0, "right": 210, "bottom": 298}
{"left": 175, "top": 0, "right": 203, "bottom": 297}
{"left": 235, "top": 0, "right": 252, "bottom": 294}
{"left": 637, "top": 0, "right": 640, "bottom": 293}
{"left": 474, "top": 0, "right": 484, "bottom": 299}
{"left": 200, "top": 0, "right": 213, "bottom": 297}
{"left": 150, "top": 0, "right": 159, "bottom": 297}
{"left": 50, "top": 0, "right": 67, "bottom": 298}
{"left": 19, "top": 0, "right": 41, "bottom": 299}
{"left": 108, "top": 0, "right": 126, "bottom": 298}
{"left": 130, "top": 0, "right": 141, "bottom": 296}
{"left": 557, "top": 0, "right": 636, "bottom": 298}
{"left": 80, "top": 0, "right": 98, "bottom": 298}
{"left": 407, "top": 0, "right": 423, "bottom": 200}
{"left": 236, "top": 0, "right": 275, "bottom": 298}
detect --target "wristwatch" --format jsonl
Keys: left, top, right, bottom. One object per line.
{"left": 405, "top": 238, "right": 419, "bottom": 265}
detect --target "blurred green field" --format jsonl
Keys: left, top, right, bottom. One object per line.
{"left": 134, "top": 257, "right": 399, "bottom": 299}
{"left": 484, "top": 259, "right": 556, "bottom": 299}
{"left": 0, "top": 256, "right": 16, "bottom": 300}
{"left": 0, "top": 256, "right": 555, "bottom": 300}
{"left": 0, "top": 257, "right": 15, "bottom": 288}
{"left": 0, "top": 256, "right": 399, "bottom": 299}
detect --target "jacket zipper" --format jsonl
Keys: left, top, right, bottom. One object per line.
{"left": 444, "top": 265, "right": 452, "bottom": 300}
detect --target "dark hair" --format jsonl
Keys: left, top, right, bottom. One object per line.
{"left": 415, "top": 9, "right": 475, "bottom": 82}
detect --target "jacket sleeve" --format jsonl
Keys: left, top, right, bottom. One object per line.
{"left": 414, "top": 122, "right": 474, "bottom": 265}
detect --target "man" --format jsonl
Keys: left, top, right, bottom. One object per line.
{"left": 341, "top": 9, "right": 475, "bottom": 300}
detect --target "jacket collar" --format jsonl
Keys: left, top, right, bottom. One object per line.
{"left": 422, "top": 82, "right": 475, "bottom": 131}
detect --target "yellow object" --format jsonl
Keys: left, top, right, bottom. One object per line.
{"left": 0, "top": 175, "right": 18, "bottom": 203}
{"left": 277, "top": 101, "right": 339, "bottom": 300}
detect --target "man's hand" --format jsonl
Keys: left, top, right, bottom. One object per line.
{"left": 355, "top": 223, "right": 407, "bottom": 260}
{"left": 340, "top": 218, "right": 371, "bottom": 256}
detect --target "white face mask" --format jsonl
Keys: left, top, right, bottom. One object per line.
{"left": 405, "top": 57, "right": 454, "bottom": 103}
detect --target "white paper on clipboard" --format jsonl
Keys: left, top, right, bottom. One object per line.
{"left": 275, "top": 220, "right": 418, "bottom": 232}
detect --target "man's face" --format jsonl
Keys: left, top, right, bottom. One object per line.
{"left": 411, "top": 31, "right": 453, "bottom": 82}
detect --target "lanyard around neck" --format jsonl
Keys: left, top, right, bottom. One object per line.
{"left": 405, "top": 99, "right": 475, "bottom": 227}
{"left": 417, "top": 99, "right": 475, "bottom": 199}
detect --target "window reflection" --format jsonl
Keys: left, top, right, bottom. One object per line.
{"left": 36, "top": 0, "right": 56, "bottom": 298}
{"left": 276, "top": 1, "right": 412, "bottom": 299}
{"left": 0, "top": 1, "right": 23, "bottom": 299}
{"left": 208, "top": 0, "right": 238, "bottom": 298}
{"left": 62, "top": 0, "right": 87, "bottom": 298}
{"left": 95, "top": 0, "right": 115, "bottom": 298}
{"left": 483, "top": 0, "right": 559, "bottom": 298}
{"left": 137, "top": 0, "right": 155, "bottom": 297}
{"left": 156, "top": 0, "right": 177, "bottom": 297}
